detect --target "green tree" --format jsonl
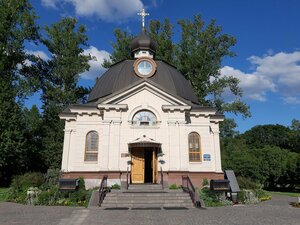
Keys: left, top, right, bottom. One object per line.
{"left": 0, "top": 0, "right": 39, "bottom": 185}
{"left": 23, "top": 105, "right": 45, "bottom": 172}
{"left": 242, "top": 124, "right": 291, "bottom": 150}
{"left": 149, "top": 19, "right": 176, "bottom": 64}
{"left": 102, "top": 28, "right": 133, "bottom": 68}
{"left": 220, "top": 118, "right": 239, "bottom": 138}
{"left": 103, "top": 15, "right": 250, "bottom": 118}
{"left": 176, "top": 15, "right": 249, "bottom": 117}
{"left": 37, "top": 18, "right": 91, "bottom": 169}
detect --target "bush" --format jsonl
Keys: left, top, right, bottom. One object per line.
{"left": 237, "top": 177, "right": 261, "bottom": 190}
{"left": 37, "top": 186, "right": 60, "bottom": 206}
{"left": 254, "top": 189, "right": 272, "bottom": 201}
{"left": 199, "top": 188, "right": 232, "bottom": 207}
{"left": 10, "top": 172, "right": 45, "bottom": 192}
{"left": 237, "top": 190, "right": 260, "bottom": 204}
{"left": 202, "top": 178, "right": 209, "bottom": 186}
{"left": 78, "top": 177, "right": 86, "bottom": 190}
{"left": 111, "top": 183, "right": 120, "bottom": 189}
{"left": 44, "top": 169, "right": 61, "bottom": 187}
{"left": 169, "top": 184, "right": 179, "bottom": 189}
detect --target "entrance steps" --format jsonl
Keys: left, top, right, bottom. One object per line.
{"left": 100, "top": 184, "right": 194, "bottom": 209}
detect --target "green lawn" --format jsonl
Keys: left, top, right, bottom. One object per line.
{"left": 0, "top": 188, "right": 9, "bottom": 201}
{"left": 268, "top": 191, "right": 300, "bottom": 197}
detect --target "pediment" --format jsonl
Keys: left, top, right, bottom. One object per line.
{"left": 97, "top": 80, "right": 192, "bottom": 107}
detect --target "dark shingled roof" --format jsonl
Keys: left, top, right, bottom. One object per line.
{"left": 88, "top": 60, "right": 199, "bottom": 104}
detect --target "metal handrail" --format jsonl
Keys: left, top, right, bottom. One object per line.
{"left": 98, "top": 175, "right": 108, "bottom": 206}
{"left": 160, "top": 166, "right": 164, "bottom": 189}
{"left": 182, "top": 175, "right": 202, "bottom": 208}
{"left": 126, "top": 166, "right": 130, "bottom": 189}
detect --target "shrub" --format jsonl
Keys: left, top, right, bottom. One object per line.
{"left": 37, "top": 186, "right": 60, "bottom": 206}
{"left": 111, "top": 183, "right": 120, "bottom": 189}
{"left": 45, "top": 169, "right": 61, "bottom": 187}
{"left": 10, "top": 172, "right": 45, "bottom": 192}
{"left": 169, "top": 184, "right": 179, "bottom": 189}
{"left": 199, "top": 188, "right": 231, "bottom": 207}
{"left": 237, "top": 190, "right": 260, "bottom": 204}
{"left": 237, "top": 176, "right": 261, "bottom": 190}
{"left": 202, "top": 178, "right": 209, "bottom": 186}
{"left": 78, "top": 177, "right": 86, "bottom": 190}
{"left": 254, "top": 189, "right": 272, "bottom": 201}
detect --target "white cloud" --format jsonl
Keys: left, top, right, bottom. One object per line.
{"left": 221, "top": 66, "right": 275, "bottom": 101}
{"left": 41, "top": 0, "right": 59, "bottom": 8}
{"left": 282, "top": 97, "right": 300, "bottom": 105}
{"left": 80, "top": 46, "right": 110, "bottom": 80}
{"left": 222, "top": 51, "right": 300, "bottom": 104}
{"left": 26, "top": 50, "right": 50, "bottom": 61}
{"left": 42, "top": 0, "right": 144, "bottom": 22}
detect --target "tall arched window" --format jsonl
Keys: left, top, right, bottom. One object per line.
{"left": 189, "top": 132, "right": 201, "bottom": 162}
{"left": 85, "top": 131, "right": 99, "bottom": 161}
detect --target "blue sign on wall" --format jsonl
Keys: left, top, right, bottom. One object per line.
{"left": 203, "top": 154, "right": 211, "bottom": 161}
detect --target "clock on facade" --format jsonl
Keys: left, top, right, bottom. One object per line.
{"left": 133, "top": 57, "right": 157, "bottom": 78}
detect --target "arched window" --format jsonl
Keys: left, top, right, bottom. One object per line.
{"left": 132, "top": 110, "right": 157, "bottom": 126}
{"left": 188, "top": 132, "right": 201, "bottom": 162}
{"left": 85, "top": 131, "right": 99, "bottom": 161}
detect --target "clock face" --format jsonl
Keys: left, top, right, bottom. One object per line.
{"left": 133, "top": 58, "right": 157, "bottom": 78}
{"left": 137, "top": 60, "right": 153, "bottom": 76}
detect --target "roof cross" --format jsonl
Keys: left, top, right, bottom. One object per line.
{"left": 137, "top": 8, "right": 149, "bottom": 31}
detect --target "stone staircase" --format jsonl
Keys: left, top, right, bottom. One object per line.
{"left": 100, "top": 184, "right": 194, "bottom": 209}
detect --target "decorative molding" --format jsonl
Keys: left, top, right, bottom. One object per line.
{"left": 162, "top": 105, "right": 191, "bottom": 112}
{"left": 97, "top": 104, "right": 128, "bottom": 111}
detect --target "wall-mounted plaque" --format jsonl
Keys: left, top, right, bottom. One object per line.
{"left": 203, "top": 154, "right": 211, "bottom": 161}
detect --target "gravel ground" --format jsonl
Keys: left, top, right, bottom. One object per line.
{"left": 0, "top": 194, "right": 299, "bottom": 225}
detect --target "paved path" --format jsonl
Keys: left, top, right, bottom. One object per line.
{"left": 0, "top": 194, "right": 299, "bottom": 225}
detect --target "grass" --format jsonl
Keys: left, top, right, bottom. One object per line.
{"left": 0, "top": 188, "right": 9, "bottom": 201}
{"left": 268, "top": 191, "right": 300, "bottom": 197}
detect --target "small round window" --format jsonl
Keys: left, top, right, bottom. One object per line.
{"left": 132, "top": 110, "right": 157, "bottom": 126}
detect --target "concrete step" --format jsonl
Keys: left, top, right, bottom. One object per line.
{"left": 128, "top": 184, "right": 163, "bottom": 190}
{"left": 101, "top": 202, "right": 194, "bottom": 208}
{"left": 103, "top": 199, "right": 192, "bottom": 203}
{"left": 105, "top": 195, "right": 191, "bottom": 200}
{"left": 107, "top": 192, "right": 189, "bottom": 197}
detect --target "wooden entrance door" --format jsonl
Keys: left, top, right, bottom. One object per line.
{"left": 152, "top": 148, "right": 158, "bottom": 183}
{"left": 131, "top": 148, "right": 144, "bottom": 183}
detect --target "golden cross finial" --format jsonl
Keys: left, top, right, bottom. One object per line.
{"left": 137, "top": 8, "right": 149, "bottom": 30}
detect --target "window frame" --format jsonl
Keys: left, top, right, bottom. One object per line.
{"left": 188, "top": 132, "right": 202, "bottom": 162}
{"left": 84, "top": 131, "right": 99, "bottom": 162}
{"left": 132, "top": 110, "right": 157, "bottom": 126}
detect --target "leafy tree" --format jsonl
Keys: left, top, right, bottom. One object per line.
{"left": 176, "top": 15, "right": 249, "bottom": 117}
{"left": 102, "top": 28, "right": 133, "bottom": 68}
{"left": 32, "top": 18, "right": 91, "bottom": 169}
{"left": 149, "top": 19, "right": 176, "bottom": 64}
{"left": 0, "top": 0, "right": 39, "bottom": 185}
{"left": 23, "top": 105, "right": 45, "bottom": 172}
{"left": 290, "top": 119, "right": 300, "bottom": 131}
{"left": 220, "top": 118, "right": 239, "bottom": 138}
{"left": 242, "top": 124, "right": 291, "bottom": 150}
{"left": 103, "top": 15, "right": 250, "bottom": 118}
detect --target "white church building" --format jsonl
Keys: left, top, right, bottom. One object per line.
{"left": 59, "top": 14, "right": 224, "bottom": 189}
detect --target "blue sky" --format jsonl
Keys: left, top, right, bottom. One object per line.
{"left": 26, "top": 0, "right": 300, "bottom": 133}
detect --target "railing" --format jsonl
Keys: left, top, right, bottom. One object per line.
{"left": 182, "top": 175, "right": 202, "bottom": 208}
{"left": 98, "top": 175, "right": 108, "bottom": 206}
{"left": 160, "top": 166, "right": 164, "bottom": 189}
{"left": 126, "top": 166, "right": 131, "bottom": 190}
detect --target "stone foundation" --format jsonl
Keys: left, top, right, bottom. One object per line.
{"left": 61, "top": 171, "right": 224, "bottom": 189}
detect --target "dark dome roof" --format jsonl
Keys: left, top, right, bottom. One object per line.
{"left": 88, "top": 60, "right": 199, "bottom": 104}
{"left": 130, "top": 32, "right": 157, "bottom": 54}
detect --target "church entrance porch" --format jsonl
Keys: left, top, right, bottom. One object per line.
{"left": 131, "top": 147, "right": 158, "bottom": 184}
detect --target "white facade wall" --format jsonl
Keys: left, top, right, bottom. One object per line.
{"left": 61, "top": 88, "right": 222, "bottom": 176}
